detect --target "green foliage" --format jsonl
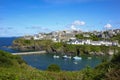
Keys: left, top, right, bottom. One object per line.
{"left": 90, "top": 34, "right": 100, "bottom": 41}
{"left": 0, "top": 50, "right": 25, "bottom": 67}
{"left": 13, "top": 38, "right": 33, "bottom": 46}
{"left": 13, "top": 37, "right": 120, "bottom": 56}
{"left": 94, "top": 51, "right": 120, "bottom": 80}
{"left": 13, "top": 38, "right": 53, "bottom": 51}
{"left": 111, "top": 33, "right": 120, "bottom": 44}
{"left": 24, "top": 40, "right": 31, "bottom": 44}
{"left": 75, "top": 33, "right": 101, "bottom": 41}
{"left": 52, "top": 42, "right": 63, "bottom": 49}
{"left": 0, "top": 51, "right": 13, "bottom": 67}
{"left": 47, "top": 64, "right": 61, "bottom": 72}
{"left": 81, "top": 66, "right": 95, "bottom": 80}
{"left": 111, "top": 51, "right": 120, "bottom": 64}
{"left": 105, "top": 69, "right": 120, "bottom": 80}
{"left": 75, "top": 34, "right": 84, "bottom": 39}
{"left": 63, "top": 44, "right": 76, "bottom": 53}
{"left": 0, "top": 50, "right": 120, "bottom": 80}
{"left": 90, "top": 46, "right": 101, "bottom": 52}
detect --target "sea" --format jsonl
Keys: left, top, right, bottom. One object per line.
{"left": 0, "top": 37, "right": 104, "bottom": 71}
{"left": 0, "top": 37, "right": 18, "bottom": 53}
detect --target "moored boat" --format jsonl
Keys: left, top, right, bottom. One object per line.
{"left": 53, "top": 55, "right": 60, "bottom": 58}
{"left": 62, "top": 55, "right": 71, "bottom": 59}
{"left": 88, "top": 57, "right": 92, "bottom": 59}
{"left": 73, "top": 48, "right": 82, "bottom": 60}
{"left": 73, "top": 56, "right": 82, "bottom": 60}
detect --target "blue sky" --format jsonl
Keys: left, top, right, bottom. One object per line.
{"left": 0, "top": 0, "right": 120, "bottom": 37}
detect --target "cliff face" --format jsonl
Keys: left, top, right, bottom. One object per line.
{"left": 12, "top": 38, "right": 52, "bottom": 51}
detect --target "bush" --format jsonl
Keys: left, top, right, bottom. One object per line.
{"left": 47, "top": 64, "right": 61, "bottom": 72}
{"left": 0, "top": 50, "right": 25, "bottom": 67}
{"left": 111, "top": 51, "right": 120, "bottom": 63}
{"left": 0, "top": 50, "right": 14, "bottom": 67}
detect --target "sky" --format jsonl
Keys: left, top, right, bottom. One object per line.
{"left": 0, "top": 0, "right": 120, "bottom": 37}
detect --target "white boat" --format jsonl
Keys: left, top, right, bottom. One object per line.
{"left": 62, "top": 55, "right": 71, "bottom": 59}
{"left": 53, "top": 55, "right": 60, "bottom": 58}
{"left": 88, "top": 57, "right": 92, "bottom": 59}
{"left": 63, "top": 55, "right": 67, "bottom": 58}
{"left": 73, "top": 56, "right": 82, "bottom": 60}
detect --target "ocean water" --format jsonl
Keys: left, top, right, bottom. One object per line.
{"left": 22, "top": 54, "right": 103, "bottom": 71}
{"left": 0, "top": 37, "right": 103, "bottom": 71}
{"left": 0, "top": 37, "right": 18, "bottom": 53}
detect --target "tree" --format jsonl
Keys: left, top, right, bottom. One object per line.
{"left": 75, "top": 34, "right": 84, "bottom": 39}
{"left": 47, "top": 64, "right": 61, "bottom": 72}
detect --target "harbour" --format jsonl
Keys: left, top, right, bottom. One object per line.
{"left": 0, "top": 37, "right": 109, "bottom": 71}
{"left": 21, "top": 53, "right": 103, "bottom": 71}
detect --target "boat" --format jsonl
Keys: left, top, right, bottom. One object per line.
{"left": 88, "top": 57, "right": 92, "bottom": 59}
{"left": 73, "top": 49, "right": 82, "bottom": 60}
{"left": 62, "top": 55, "right": 71, "bottom": 59}
{"left": 62, "top": 55, "right": 67, "bottom": 58}
{"left": 53, "top": 55, "right": 59, "bottom": 58}
{"left": 73, "top": 56, "right": 82, "bottom": 60}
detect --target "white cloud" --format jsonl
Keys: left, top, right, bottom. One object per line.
{"left": 70, "top": 20, "right": 85, "bottom": 30}
{"left": 104, "top": 23, "right": 112, "bottom": 28}
{"left": 72, "top": 20, "right": 85, "bottom": 26}
{"left": 71, "top": 25, "right": 77, "bottom": 30}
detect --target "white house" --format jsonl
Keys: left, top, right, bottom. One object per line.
{"left": 67, "top": 39, "right": 119, "bottom": 47}
{"left": 33, "top": 34, "right": 45, "bottom": 40}
{"left": 90, "top": 41, "right": 101, "bottom": 46}
{"left": 67, "top": 39, "right": 84, "bottom": 45}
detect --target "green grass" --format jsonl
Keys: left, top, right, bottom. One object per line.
{"left": 0, "top": 50, "right": 120, "bottom": 80}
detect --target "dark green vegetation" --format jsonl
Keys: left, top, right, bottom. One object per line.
{"left": 76, "top": 32, "right": 120, "bottom": 43}
{"left": 12, "top": 38, "right": 53, "bottom": 51}
{"left": 0, "top": 50, "right": 120, "bottom": 80}
{"left": 12, "top": 38, "right": 120, "bottom": 56}
{"left": 47, "top": 64, "right": 61, "bottom": 72}
{"left": 75, "top": 33, "right": 103, "bottom": 41}
{"left": 111, "top": 33, "right": 120, "bottom": 44}
{"left": 0, "top": 50, "right": 25, "bottom": 67}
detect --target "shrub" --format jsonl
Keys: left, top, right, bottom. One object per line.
{"left": 111, "top": 51, "right": 120, "bottom": 64}
{"left": 47, "top": 64, "right": 61, "bottom": 72}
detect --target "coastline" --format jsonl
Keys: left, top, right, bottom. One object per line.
{"left": 12, "top": 50, "right": 46, "bottom": 55}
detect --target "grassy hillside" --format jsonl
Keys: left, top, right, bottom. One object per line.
{"left": 12, "top": 38, "right": 120, "bottom": 56}
{"left": 0, "top": 50, "right": 120, "bottom": 80}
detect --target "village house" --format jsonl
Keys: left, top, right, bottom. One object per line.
{"left": 33, "top": 33, "right": 46, "bottom": 40}
{"left": 26, "top": 29, "right": 119, "bottom": 47}
{"left": 67, "top": 39, "right": 119, "bottom": 47}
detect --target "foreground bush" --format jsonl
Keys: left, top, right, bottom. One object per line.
{"left": 47, "top": 64, "right": 61, "bottom": 72}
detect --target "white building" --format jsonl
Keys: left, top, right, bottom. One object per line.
{"left": 90, "top": 41, "right": 101, "bottom": 46}
{"left": 33, "top": 33, "right": 46, "bottom": 40}
{"left": 67, "top": 39, "right": 119, "bottom": 46}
